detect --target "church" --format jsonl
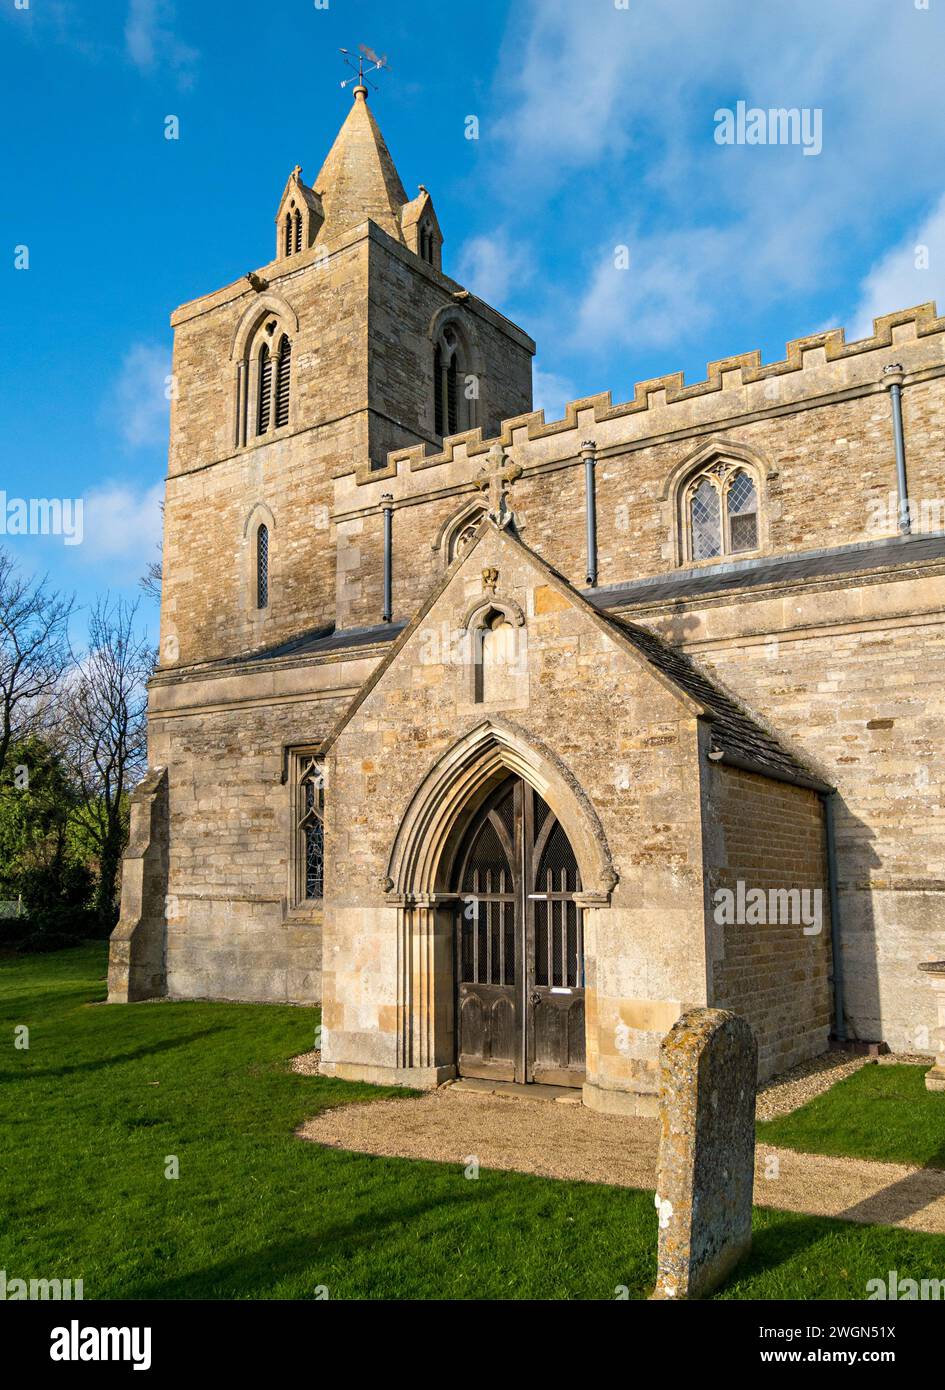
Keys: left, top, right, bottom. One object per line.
{"left": 108, "top": 82, "right": 945, "bottom": 1117}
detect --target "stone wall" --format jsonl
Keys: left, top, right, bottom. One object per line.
{"left": 320, "top": 524, "right": 713, "bottom": 1112}
{"left": 332, "top": 304, "right": 945, "bottom": 627}
{"left": 143, "top": 654, "right": 369, "bottom": 1002}
{"left": 160, "top": 221, "right": 534, "bottom": 671}
{"left": 646, "top": 568, "right": 945, "bottom": 1053}
{"left": 703, "top": 764, "right": 831, "bottom": 1080}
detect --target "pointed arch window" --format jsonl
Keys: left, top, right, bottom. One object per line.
{"left": 434, "top": 342, "right": 445, "bottom": 436}
{"left": 292, "top": 754, "right": 324, "bottom": 904}
{"left": 446, "top": 506, "right": 486, "bottom": 563}
{"left": 684, "top": 462, "right": 760, "bottom": 563}
{"left": 256, "top": 523, "right": 269, "bottom": 609}
{"left": 234, "top": 304, "right": 299, "bottom": 449}
{"left": 294, "top": 208, "right": 303, "bottom": 254}
{"left": 275, "top": 335, "right": 292, "bottom": 429}
{"left": 433, "top": 324, "right": 471, "bottom": 439}
{"left": 257, "top": 344, "right": 272, "bottom": 435}
{"left": 726, "top": 469, "right": 758, "bottom": 552}
{"left": 476, "top": 612, "right": 518, "bottom": 704}
{"left": 419, "top": 223, "right": 435, "bottom": 265}
{"left": 284, "top": 213, "right": 293, "bottom": 258}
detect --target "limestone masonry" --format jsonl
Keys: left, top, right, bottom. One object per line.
{"left": 108, "top": 84, "right": 945, "bottom": 1116}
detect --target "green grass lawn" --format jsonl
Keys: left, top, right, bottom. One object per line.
{"left": 759, "top": 1062, "right": 945, "bottom": 1169}
{"left": 3, "top": 944, "right": 945, "bottom": 1301}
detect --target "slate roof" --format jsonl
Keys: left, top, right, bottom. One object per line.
{"left": 589, "top": 532, "right": 945, "bottom": 611}
{"left": 245, "top": 619, "right": 407, "bottom": 663}
{"left": 601, "top": 613, "right": 830, "bottom": 790}
{"left": 218, "top": 526, "right": 939, "bottom": 790}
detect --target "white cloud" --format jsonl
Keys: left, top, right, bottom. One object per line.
{"left": 532, "top": 366, "right": 575, "bottom": 422}
{"left": 850, "top": 193, "right": 945, "bottom": 340}
{"left": 81, "top": 482, "right": 163, "bottom": 564}
{"left": 125, "top": 0, "right": 197, "bottom": 81}
{"left": 112, "top": 343, "right": 171, "bottom": 450}
{"left": 456, "top": 232, "right": 534, "bottom": 309}
{"left": 490, "top": 0, "right": 945, "bottom": 354}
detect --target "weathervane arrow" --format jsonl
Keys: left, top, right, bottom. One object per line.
{"left": 339, "top": 43, "right": 391, "bottom": 93}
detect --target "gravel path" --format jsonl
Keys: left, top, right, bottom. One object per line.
{"left": 299, "top": 1086, "right": 945, "bottom": 1234}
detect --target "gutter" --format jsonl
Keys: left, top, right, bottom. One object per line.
{"left": 821, "top": 790, "right": 847, "bottom": 1043}
{"left": 883, "top": 364, "right": 911, "bottom": 536}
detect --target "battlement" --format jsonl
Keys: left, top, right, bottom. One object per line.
{"left": 358, "top": 302, "right": 945, "bottom": 486}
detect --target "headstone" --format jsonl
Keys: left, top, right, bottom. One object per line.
{"left": 653, "top": 1007, "right": 757, "bottom": 1300}
{"left": 918, "top": 962, "right": 945, "bottom": 1092}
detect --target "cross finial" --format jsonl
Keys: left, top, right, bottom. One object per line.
{"left": 291, "top": 164, "right": 303, "bottom": 183}
{"left": 475, "top": 444, "right": 523, "bottom": 526}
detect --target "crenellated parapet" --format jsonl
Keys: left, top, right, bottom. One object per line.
{"left": 355, "top": 302, "right": 945, "bottom": 488}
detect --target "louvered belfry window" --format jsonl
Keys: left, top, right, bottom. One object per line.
{"left": 257, "top": 344, "right": 272, "bottom": 435}
{"left": 284, "top": 214, "right": 293, "bottom": 257}
{"left": 275, "top": 336, "right": 291, "bottom": 429}
{"left": 447, "top": 353, "right": 458, "bottom": 435}
{"left": 256, "top": 523, "right": 269, "bottom": 609}
{"left": 433, "top": 325, "right": 469, "bottom": 440}
{"left": 434, "top": 342, "right": 445, "bottom": 435}
{"left": 294, "top": 209, "right": 303, "bottom": 254}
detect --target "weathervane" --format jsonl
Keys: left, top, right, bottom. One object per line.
{"left": 339, "top": 44, "right": 390, "bottom": 93}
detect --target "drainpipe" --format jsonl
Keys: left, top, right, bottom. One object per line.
{"left": 581, "top": 439, "right": 598, "bottom": 588}
{"left": 821, "top": 790, "right": 846, "bottom": 1043}
{"left": 883, "top": 364, "right": 911, "bottom": 536}
{"left": 381, "top": 493, "right": 393, "bottom": 624}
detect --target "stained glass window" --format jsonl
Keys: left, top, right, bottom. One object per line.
{"left": 296, "top": 756, "right": 324, "bottom": 902}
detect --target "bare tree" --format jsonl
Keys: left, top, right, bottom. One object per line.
{"left": 139, "top": 502, "right": 164, "bottom": 600}
{"left": 139, "top": 554, "right": 163, "bottom": 601}
{"left": 0, "top": 550, "right": 74, "bottom": 781}
{"left": 65, "top": 596, "right": 155, "bottom": 924}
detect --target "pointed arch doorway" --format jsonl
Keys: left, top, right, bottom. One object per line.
{"left": 453, "top": 775, "right": 586, "bottom": 1087}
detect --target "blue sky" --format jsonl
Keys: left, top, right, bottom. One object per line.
{"left": 3, "top": 0, "right": 945, "bottom": 642}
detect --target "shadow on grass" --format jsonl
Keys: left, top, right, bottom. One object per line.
{"left": 120, "top": 1187, "right": 491, "bottom": 1300}
{"left": 0, "top": 987, "right": 107, "bottom": 1015}
{"left": 0, "top": 1026, "right": 227, "bottom": 1081}
{"left": 717, "top": 1210, "right": 836, "bottom": 1292}
{"left": 838, "top": 1132, "right": 945, "bottom": 1229}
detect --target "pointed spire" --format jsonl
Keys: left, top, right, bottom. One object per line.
{"left": 312, "top": 87, "right": 408, "bottom": 243}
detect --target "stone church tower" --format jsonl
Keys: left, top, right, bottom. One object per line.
{"left": 109, "top": 87, "right": 945, "bottom": 1118}
{"left": 157, "top": 82, "right": 533, "bottom": 672}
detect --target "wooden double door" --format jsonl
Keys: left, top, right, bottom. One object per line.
{"left": 454, "top": 777, "right": 586, "bottom": 1088}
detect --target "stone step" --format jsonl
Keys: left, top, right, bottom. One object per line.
{"left": 445, "top": 1077, "right": 583, "bottom": 1105}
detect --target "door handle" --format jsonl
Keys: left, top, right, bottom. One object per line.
{"left": 530, "top": 991, "right": 541, "bottom": 1006}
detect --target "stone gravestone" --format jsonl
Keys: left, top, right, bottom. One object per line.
{"left": 653, "top": 1007, "right": 757, "bottom": 1300}
{"left": 918, "top": 962, "right": 945, "bottom": 1091}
